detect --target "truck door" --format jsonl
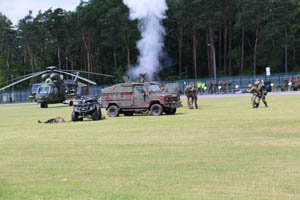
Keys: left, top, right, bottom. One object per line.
{"left": 133, "top": 85, "right": 149, "bottom": 108}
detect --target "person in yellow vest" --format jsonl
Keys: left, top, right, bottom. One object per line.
{"left": 201, "top": 82, "right": 205, "bottom": 94}
{"left": 197, "top": 82, "right": 201, "bottom": 95}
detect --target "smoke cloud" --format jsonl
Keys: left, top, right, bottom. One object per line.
{"left": 123, "top": 0, "right": 168, "bottom": 80}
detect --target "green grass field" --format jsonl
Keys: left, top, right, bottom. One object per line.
{"left": 0, "top": 94, "right": 300, "bottom": 200}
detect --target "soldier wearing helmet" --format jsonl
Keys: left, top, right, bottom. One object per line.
{"left": 247, "top": 83, "right": 259, "bottom": 108}
{"left": 184, "top": 82, "right": 198, "bottom": 109}
{"left": 255, "top": 80, "right": 268, "bottom": 107}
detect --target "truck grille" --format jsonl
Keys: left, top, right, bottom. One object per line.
{"left": 165, "top": 96, "right": 178, "bottom": 102}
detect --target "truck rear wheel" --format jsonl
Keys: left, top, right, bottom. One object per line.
{"left": 150, "top": 104, "right": 163, "bottom": 116}
{"left": 107, "top": 105, "right": 119, "bottom": 117}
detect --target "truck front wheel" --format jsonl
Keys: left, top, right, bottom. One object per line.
{"left": 150, "top": 104, "right": 163, "bottom": 116}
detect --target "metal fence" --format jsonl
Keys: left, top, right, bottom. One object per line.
{"left": 163, "top": 72, "right": 300, "bottom": 94}
{"left": 1, "top": 72, "right": 300, "bottom": 103}
{"left": 0, "top": 88, "right": 32, "bottom": 103}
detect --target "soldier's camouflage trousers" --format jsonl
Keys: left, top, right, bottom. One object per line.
{"left": 251, "top": 95, "right": 258, "bottom": 108}
{"left": 194, "top": 96, "right": 198, "bottom": 109}
{"left": 257, "top": 95, "right": 268, "bottom": 107}
{"left": 187, "top": 95, "right": 194, "bottom": 109}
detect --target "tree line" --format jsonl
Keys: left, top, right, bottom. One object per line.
{"left": 1, "top": 0, "right": 300, "bottom": 87}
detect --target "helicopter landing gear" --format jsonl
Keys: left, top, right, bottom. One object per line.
{"left": 40, "top": 103, "right": 48, "bottom": 108}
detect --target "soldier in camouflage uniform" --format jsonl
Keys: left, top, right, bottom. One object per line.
{"left": 255, "top": 80, "right": 268, "bottom": 107}
{"left": 247, "top": 83, "right": 259, "bottom": 108}
{"left": 184, "top": 82, "right": 197, "bottom": 109}
{"left": 38, "top": 117, "right": 65, "bottom": 123}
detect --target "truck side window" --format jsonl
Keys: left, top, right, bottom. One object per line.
{"left": 134, "top": 86, "right": 144, "bottom": 94}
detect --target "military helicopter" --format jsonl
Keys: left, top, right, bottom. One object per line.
{"left": 0, "top": 66, "right": 114, "bottom": 108}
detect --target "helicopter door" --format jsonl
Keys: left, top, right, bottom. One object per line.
{"left": 133, "top": 86, "right": 149, "bottom": 107}
{"left": 52, "top": 86, "right": 58, "bottom": 97}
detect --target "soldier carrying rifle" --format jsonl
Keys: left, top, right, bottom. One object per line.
{"left": 247, "top": 83, "right": 259, "bottom": 108}
{"left": 184, "top": 82, "right": 198, "bottom": 109}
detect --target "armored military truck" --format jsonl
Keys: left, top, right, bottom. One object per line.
{"left": 100, "top": 82, "right": 182, "bottom": 117}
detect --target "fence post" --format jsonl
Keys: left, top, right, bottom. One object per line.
{"left": 240, "top": 78, "right": 242, "bottom": 89}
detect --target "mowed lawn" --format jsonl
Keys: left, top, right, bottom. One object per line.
{"left": 0, "top": 94, "right": 300, "bottom": 200}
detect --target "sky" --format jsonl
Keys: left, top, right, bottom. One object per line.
{"left": 0, "top": 0, "right": 81, "bottom": 25}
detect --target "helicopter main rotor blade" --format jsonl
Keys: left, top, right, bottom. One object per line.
{"left": 0, "top": 71, "right": 43, "bottom": 87}
{"left": 54, "top": 70, "right": 97, "bottom": 85}
{"left": 0, "top": 70, "right": 48, "bottom": 91}
{"left": 63, "top": 70, "right": 115, "bottom": 78}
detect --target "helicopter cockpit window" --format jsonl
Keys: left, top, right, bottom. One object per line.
{"left": 31, "top": 84, "right": 40, "bottom": 94}
{"left": 38, "top": 86, "right": 51, "bottom": 94}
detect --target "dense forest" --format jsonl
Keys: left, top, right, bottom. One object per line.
{"left": 1, "top": 0, "right": 300, "bottom": 87}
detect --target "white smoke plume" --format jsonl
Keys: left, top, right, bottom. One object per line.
{"left": 123, "top": 0, "right": 168, "bottom": 80}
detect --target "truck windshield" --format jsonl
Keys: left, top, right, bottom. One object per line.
{"left": 145, "top": 85, "right": 161, "bottom": 93}
{"left": 38, "top": 86, "right": 51, "bottom": 94}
